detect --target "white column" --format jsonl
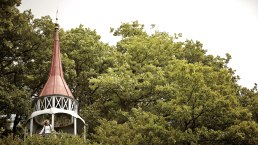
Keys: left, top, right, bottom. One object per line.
{"left": 52, "top": 96, "right": 55, "bottom": 108}
{"left": 37, "top": 100, "right": 39, "bottom": 110}
{"left": 69, "top": 99, "right": 71, "bottom": 110}
{"left": 84, "top": 125, "right": 86, "bottom": 142}
{"left": 51, "top": 114, "right": 55, "bottom": 131}
{"left": 24, "top": 127, "right": 27, "bottom": 141}
{"left": 30, "top": 118, "right": 33, "bottom": 136}
{"left": 74, "top": 117, "right": 77, "bottom": 135}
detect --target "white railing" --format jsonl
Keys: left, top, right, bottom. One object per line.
{"left": 34, "top": 95, "right": 78, "bottom": 113}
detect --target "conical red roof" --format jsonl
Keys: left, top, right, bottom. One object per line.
{"left": 39, "top": 24, "right": 73, "bottom": 98}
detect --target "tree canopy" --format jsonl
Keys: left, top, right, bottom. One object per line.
{"left": 1, "top": 1, "right": 258, "bottom": 144}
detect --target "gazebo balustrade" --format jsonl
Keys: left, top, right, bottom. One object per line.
{"left": 34, "top": 95, "right": 78, "bottom": 113}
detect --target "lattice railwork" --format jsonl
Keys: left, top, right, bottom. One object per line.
{"left": 34, "top": 96, "right": 78, "bottom": 112}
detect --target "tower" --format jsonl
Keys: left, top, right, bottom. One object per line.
{"left": 27, "top": 23, "right": 85, "bottom": 136}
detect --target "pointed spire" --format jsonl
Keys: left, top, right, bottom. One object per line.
{"left": 39, "top": 23, "right": 73, "bottom": 98}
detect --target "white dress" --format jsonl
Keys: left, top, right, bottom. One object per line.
{"left": 39, "top": 124, "right": 52, "bottom": 134}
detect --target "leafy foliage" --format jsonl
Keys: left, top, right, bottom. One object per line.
{"left": 0, "top": 134, "right": 85, "bottom": 145}
{"left": 93, "top": 108, "right": 176, "bottom": 145}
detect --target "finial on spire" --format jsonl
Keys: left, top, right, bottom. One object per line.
{"left": 55, "top": 10, "right": 59, "bottom": 30}
{"left": 56, "top": 10, "right": 58, "bottom": 23}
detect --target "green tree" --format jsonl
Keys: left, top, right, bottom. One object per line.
{"left": 89, "top": 21, "right": 258, "bottom": 144}
{"left": 0, "top": 0, "right": 32, "bottom": 136}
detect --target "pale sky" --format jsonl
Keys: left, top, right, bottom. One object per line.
{"left": 18, "top": 0, "right": 258, "bottom": 88}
